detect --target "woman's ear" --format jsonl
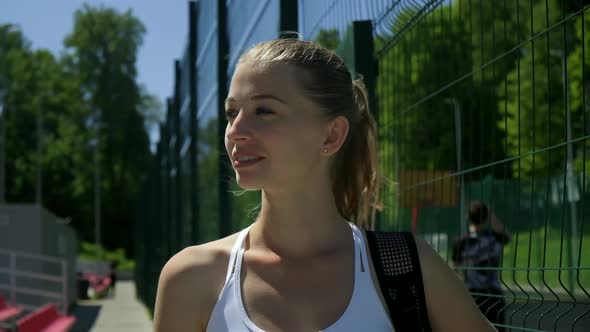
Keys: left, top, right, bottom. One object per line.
{"left": 321, "top": 116, "right": 349, "bottom": 156}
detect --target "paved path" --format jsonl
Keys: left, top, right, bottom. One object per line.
{"left": 72, "top": 281, "right": 152, "bottom": 332}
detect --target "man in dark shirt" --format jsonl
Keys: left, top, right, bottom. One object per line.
{"left": 452, "top": 201, "right": 510, "bottom": 331}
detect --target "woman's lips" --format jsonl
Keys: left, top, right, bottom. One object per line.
{"left": 234, "top": 157, "right": 265, "bottom": 168}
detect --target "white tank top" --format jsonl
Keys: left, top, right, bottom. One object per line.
{"left": 206, "top": 223, "right": 394, "bottom": 332}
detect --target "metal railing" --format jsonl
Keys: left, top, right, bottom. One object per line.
{"left": 0, "top": 248, "right": 68, "bottom": 314}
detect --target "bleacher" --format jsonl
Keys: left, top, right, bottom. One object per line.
{"left": 0, "top": 258, "right": 115, "bottom": 331}
{"left": 15, "top": 304, "right": 75, "bottom": 332}
{"left": 0, "top": 248, "right": 76, "bottom": 332}
{"left": 0, "top": 294, "right": 23, "bottom": 331}
{"left": 0, "top": 295, "right": 75, "bottom": 332}
{"left": 82, "top": 273, "right": 112, "bottom": 299}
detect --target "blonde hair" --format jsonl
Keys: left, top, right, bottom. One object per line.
{"left": 239, "top": 39, "right": 382, "bottom": 229}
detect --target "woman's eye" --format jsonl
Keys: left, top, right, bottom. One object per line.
{"left": 225, "top": 109, "right": 238, "bottom": 120}
{"left": 256, "top": 107, "right": 274, "bottom": 115}
{"left": 225, "top": 107, "right": 274, "bottom": 121}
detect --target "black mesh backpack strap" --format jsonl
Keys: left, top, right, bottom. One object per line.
{"left": 365, "top": 231, "right": 432, "bottom": 332}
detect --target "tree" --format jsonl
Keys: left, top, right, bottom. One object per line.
{"left": 568, "top": 12, "right": 590, "bottom": 179}
{"left": 64, "top": 5, "right": 152, "bottom": 255}
{"left": 376, "top": 2, "right": 516, "bottom": 177}
{"left": 315, "top": 29, "right": 341, "bottom": 50}
{"left": 0, "top": 25, "right": 36, "bottom": 201}
{"left": 0, "top": 24, "right": 93, "bottom": 236}
{"left": 139, "top": 84, "right": 164, "bottom": 151}
{"left": 498, "top": 0, "right": 580, "bottom": 178}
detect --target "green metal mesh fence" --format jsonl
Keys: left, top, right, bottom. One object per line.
{"left": 376, "top": 0, "right": 590, "bottom": 330}
{"left": 135, "top": 0, "right": 590, "bottom": 329}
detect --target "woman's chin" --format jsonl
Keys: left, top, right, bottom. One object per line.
{"left": 235, "top": 176, "right": 263, "bottom": 190}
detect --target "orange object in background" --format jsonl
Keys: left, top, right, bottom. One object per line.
{"left": 398, "top": 170, "right": 459, "bottom": 233}
{"left": 411, "top": 207, "right": 419, "bottom": 234}
{"left": 397, "top": 170, "right": 458, "bottom": 209}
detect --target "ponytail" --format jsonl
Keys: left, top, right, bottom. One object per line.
{"left": 332, "top": 77, "right": 382, "bottom": 229}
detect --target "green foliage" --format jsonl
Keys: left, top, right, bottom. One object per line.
{"left": 568, "top": 13, "right": 590, "bottom": 179}
{"left": 196, "top": 116, "right": 220, "bottom": 242}
{"left": 79, "top": 241, "right": 135, "bottom": 271}
{"left": 315, "top": 29, "right": 341, "bottom": 50}
{"left": 63, "top": 5, "right": 153, "bottom": 255}
{"left": 377, "top": 0, "right": 587, "bottom": 185}
{"left": 1, "top": 25, "right": 92, "bottom": 221}
{"left": 139, "top": 84, "right": 165, "bottom": 140}
{"left": 64, "top": 5, "right": 145, "bottom": 93}
{"left": 497, "top": 0, "right": 580, "bottom": 178}
{"left": 501, "top": 227, "right": 590, "bottom": 295}
{"left": 0, "top": 4, "right": 159, "bottom": 259}
{"left": 373, "top": 0, "right": 590, "bottom": 231}
{"left": 377, "top": 2, "right": 510, "bottom": 177}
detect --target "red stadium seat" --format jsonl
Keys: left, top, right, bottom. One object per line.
{"left": 0, "top": 304, "right": 23, "bottom": 322}
{"left": 16, "top": 304, "right": 75, "bottom": 332}
{"left": 0, "top": 295, "right": 23, "bottom": 330}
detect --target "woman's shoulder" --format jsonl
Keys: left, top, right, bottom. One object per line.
{"left": 160, "top": 232, "right": 241, "bottom": 292}
{"left": 413, "top": 237, "right": 497, "bottom": 331}
{"left": 153, "top": 232, "right": 242, "bottom": 331}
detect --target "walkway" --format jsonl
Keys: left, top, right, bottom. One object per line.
{"left": 72, "top": 280, "right": 152, "bottom": 332}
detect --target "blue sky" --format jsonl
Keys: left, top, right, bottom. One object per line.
{"left": 1, "top": 0, "right": 188, "bottom": 145}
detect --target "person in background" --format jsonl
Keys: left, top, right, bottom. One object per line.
{"left": 453, "top": 201, "right": 511, "bottom": 331}
{"left": 109, "top": 261, "right": 118, "bottom": 297}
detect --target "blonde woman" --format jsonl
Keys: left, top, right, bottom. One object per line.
{"left": 154, "top": 39, "right": 496, "bottom": 332}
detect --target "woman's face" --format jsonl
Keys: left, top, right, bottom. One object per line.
{"left": 224, "top": 62, "right": 329, "bottom": 192}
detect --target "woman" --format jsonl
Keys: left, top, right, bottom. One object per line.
{"left": 154, "top": 39, "right": 495, "bottom": 332}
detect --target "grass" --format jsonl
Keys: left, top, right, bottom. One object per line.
{"left": 435, "top": 227, "right": 590, "bottom": 299}
{"left": 499, "top": 228, "right": 590, "bottom": 297}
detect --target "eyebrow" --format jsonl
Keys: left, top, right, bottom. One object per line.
{"left": 225, "top": 94, "right": 286, "bottom": 105}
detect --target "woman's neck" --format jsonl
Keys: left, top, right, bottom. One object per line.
{"left": 249, "top": 185, "right": 351, "bottom": 259}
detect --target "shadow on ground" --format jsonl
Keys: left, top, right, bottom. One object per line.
{"left": 71, "top": 304, "right": 102, "bottom": 332}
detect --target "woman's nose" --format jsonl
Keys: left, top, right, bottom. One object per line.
{"left": 226, "top": 111, "right": 251, "bottom": 142}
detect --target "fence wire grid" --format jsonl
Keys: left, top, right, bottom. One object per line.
{"left": 135, "top": 1, "right": 590, "bottom": 331}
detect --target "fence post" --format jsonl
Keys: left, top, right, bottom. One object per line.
{"left": 217, "top": 0, "right": 231, "bottom": 238}
{"left": 150, "top": 138, "right": 164, "bottom": 310}
{"left": 280, "top": 0, "right": 298, "bottom": 39}
{"left": 62, "top": 260, "right": 68, "bottom": 314}
{"left": 9, "top": 252, "right": 15, "bottom": 305}
{"left": 162, "top": 113, "right": 171, "bottom": 259}
{"left": 188, "top": 0, "right": 199, "bottom": 245}
{"left": 173, "top": 60, "right": 182, "bottom": 252}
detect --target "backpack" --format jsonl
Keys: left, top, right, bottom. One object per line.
{"left": 365, "top": 231, "right": 432, "bottom": 332}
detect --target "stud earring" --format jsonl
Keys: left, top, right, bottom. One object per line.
{"left": 322, "top": 147, "right": 328, "bottom": 153}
